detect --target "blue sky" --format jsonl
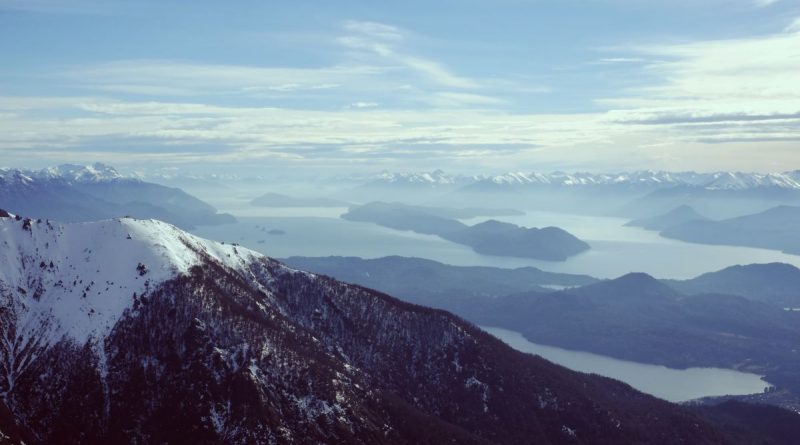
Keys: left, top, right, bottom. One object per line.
{"left": 1, "top": 0, "right": 799, "bottom": 174}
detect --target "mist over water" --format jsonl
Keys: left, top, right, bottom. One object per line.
{"left": 192, "top": 207, "right": 800, "bottom": 279}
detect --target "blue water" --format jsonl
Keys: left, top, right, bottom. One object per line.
{"left": 483, "top": 326, "right": 770, "bottom": 402}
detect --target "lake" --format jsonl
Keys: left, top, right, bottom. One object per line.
{"left": 482, "top": 326, "right": 770, "bottom": 403}
{"left": 192, "top": 207, "right": 800, "bottom": 279}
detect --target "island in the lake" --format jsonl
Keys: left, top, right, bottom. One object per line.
{"left": 342, "top": 201, "right": 589, "bottom": 261}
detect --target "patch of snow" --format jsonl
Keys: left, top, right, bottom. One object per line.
{"left": 465, "top": 376, "right": 490, "bottom": 412}
{"left": 0, "top": 217, "right": 264, "bottom": 350}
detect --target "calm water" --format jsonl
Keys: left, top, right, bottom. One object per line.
{"left": 482, "top": 327, "right": 770, "bottom": 402}
{"left": 192, "top": 207, "right": 800, "bottom": 279}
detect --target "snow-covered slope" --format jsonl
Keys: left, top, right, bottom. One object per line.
{"left": 0, "top": 217, "right": 258, "bottom": 346}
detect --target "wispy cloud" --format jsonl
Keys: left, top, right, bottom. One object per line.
{"left": 57, "top": 20, "right": 523, "bottom": 111}
{"left": 338, "top": 20, "right": 479, "bottom": 89}
{"left": 342, "top": 21, "right": 404, "bottom": 41}
{"left": 62, "top": 60, "right": 383, "bottom": 97}
{"left": 0, "top": 95, "right": 618, "bottom": 165}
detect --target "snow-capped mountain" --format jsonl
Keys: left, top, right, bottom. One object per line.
{"left": 361, "top": 169, "right": 800, "bottom": 191}
{"left": 368, "top": 169, "right": 481, "bottom": 186}
{"left": 0, "top": 163, "right": 235, "bottom": 229}
{"left": 0, "top": 217, "right": 255, "bottom": 347}
{"left": 476, "top": 170, "right": 800, "bottom": 190}
{"left": 701, "top": 171, "right": 800, "bottom": 190}
{"left": 34, "top": 163, "right": 126, "bottom": 184}
{"left": 1, "top": 163, "right": 126, "bottom": 185}
{"left": 0, "top": 215, "right": 744, "bottom": 444}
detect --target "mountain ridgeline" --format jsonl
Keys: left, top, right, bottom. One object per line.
{"left": 342, "top": 202, "right": 590, "bottom": 261}
{"left": 626, "top": 204, "right": 800, "bottom": 255}
{"left": 281, "top": 256, "right": 597, "bottom": 306}
{"left": 0, "top": 215, "right": 765, "bottom": 444}
{"left": 0, "top": 163, "right": 235, "bottom": 230}
{"left": 660, "top": 205, "right": 800, "bottom": 255}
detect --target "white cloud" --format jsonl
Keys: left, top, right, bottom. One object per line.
{"left": 597, "top": 29, "right": 800, "bottom": 146}
{"left": 0, "top": 96, "right": 617, "bottom": 161}
{"left": 348, "top": 102, "right": 378, "bottom": 109}
{"left": 2, "top": 93, "right": 797, "bottom": 172}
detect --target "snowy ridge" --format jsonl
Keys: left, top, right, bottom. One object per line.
{"left": 0, "top": 217, "right": 263, "bottom": 346}
{"left": 483, "top": 170, "right": 800, "bottom": 189}
{"left": 0, "top": 163, "right": 128, "bottom": 185}
{"left": 0, "top": 170, "right": 36, "bottom": 189}
{"left": 369, "top": 169, "right": 481, "bottom": 186}
{"left": 37, "top": 163, "right": 125, "bottom": 183}
{"left": 365, "top": 169, "right": 800, "bottom": 190}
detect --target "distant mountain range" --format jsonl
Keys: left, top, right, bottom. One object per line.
{"left": 666, "top": 263, "right": 800, "bottom": 308}
{"left": 360, "top": 169, "right": 800, "bottom": 191}
{"left": 0, "top": 214, "right": 765, "bottom": 444}
{"left": 661, "top": 206, "right": 800, "bottom": 255}
{"left": 0, "top": 163, "right": 235, "bottom": 229}
{"left": 109, "top": 167, "right": 800, "bottom": 219}
{"left": 628, "top": 204, "right": 800, "bottom": 255}
{"left": 137, "top": 168, "right": 800, "bottom": 192}
{"left": 334, "top": 170, "right": 800, "bottom": 218}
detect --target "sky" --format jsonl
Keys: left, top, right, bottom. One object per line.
{"left": 1, "top": 0, "right": 799, "bottom": 175}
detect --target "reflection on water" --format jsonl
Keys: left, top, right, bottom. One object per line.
{"left": 192, "top": 207, "right": 800, "bottom": 279}
{"left": 482, "top": 326, "right": 770, "bottom": 402}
